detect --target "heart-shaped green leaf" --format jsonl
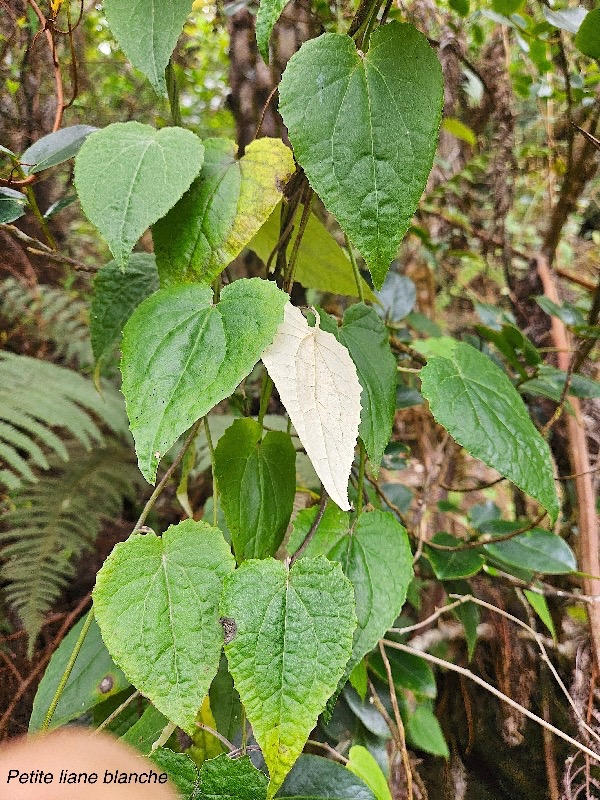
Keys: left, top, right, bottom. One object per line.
{"left": 121, "top": 278, "right": 288, "bottom": 483}
{"left": 420, "top": 340, "right": 560, "bottom": 521}
{"left": 154, "top": 137, "right": 294, "bottom": 286}
{"left": 221, "top": 556, "right": 356, "bottom": 797}
{"left": 75, "top": 122, "right": 204, "bottom": 267}
{"left": 214, "top": 418, "right": 296, "bottom": 562}
{"left": 279, "top": 22, "right": 443, "bottom": 289}
{"left": 93, "top": 519, "right": 235, "bottom": 734}
{"left": 103, "top": 0, "right": 193, "bottom": 95}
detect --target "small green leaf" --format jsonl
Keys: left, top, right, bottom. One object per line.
{"left": 406, "top": 705, "right": 449, "bottom": 758}
{"left": 491, "top": 0, "right": 523, "bottom": 15}
{"left": 248, "top": 204, "right": 376, "bottom": 300}
{"left": 103, "top": 0, "right": 194, "bottom": 94}
{"left": 442, "top": 117, "right": 476, "bottom": 146}
{"left": 121, "top": 278, "right": 288, "bottom": 483}
{"left": 151, "top": 749, "right": 201, "bottom": 800}
{"left": 321, "top": 305, "right": 396, "bottom": 472}
{"left": 346, "top": 746, "right": 392, "bottom": 800}
{"left": 200, "top": 754, "right": 268, "bottom": 800}
{"left": 425, "top": 533, "right": 484, "bottom": 580}
{"left": 575, "top": 9, "right": 600, "bottom": 58}
{"left": 29, "top": 616, "right": 129, "bottom": 731}
{"left": 0, "top": 195, "right": 26, "bottom": 223}
{"left": 93, "top": 519, "right": 235, "bottom": 734}
{"left": 90, "top": 253, "right": 159, "bottom": 371}
{"left": 256, "top": 0, "right": 291, "bottom": 61}
{"left": 75, "top": 122, "right": 204, "bottom": 267}
{"left": 445, "top": 579, "right": 479, "bottom": 661}
{"left": 209, "top": 656, "right": 242, "bottom": 744}
{"left": 420, "top": 341, "right": 559, "bottom": 521}
{"left": 20, "top": 125, "right": 98, "bottom": 174}
{"left": 221, "top": 556, "right": 356, "bottom": 797}
{"left": 154, "top": 138, "right": 294, "bottom": 286}
{"left": 449, "top": 0, "right": 470, "bottom": 16}
{"left": 279, "top": 22, "right": 443, "bottom": 289}
{"left": 369, "top": 648, "right": 436, "bottom": 698}
{"left": 278, "top": 754, "right": 376, "bottom": 800}
{"left": 524, "top": 589, "right": 557, "bottom": 640}
{"left": 483, "top": 529, "right": 576, "bottom": 575}
{"left": 214, "top": 418, "right": 296, "bottom": 561}
{"left": 349, "top": 659, "right": 368, "bottom": 701}
{"left": 121, "top": 704, "right": 170, "bottom": 754}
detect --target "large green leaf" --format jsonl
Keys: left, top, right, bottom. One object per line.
{"left": 199, "top": 754, "right": 268, "bottom": 800}
{"left": 319, "top": 305, "right": 396, "bottom": 472}
{"left": 279, "top": 22, "right": 443, "bottom": 289}
{"left": 29, "top": 616, "right": 129, "bottom": 732}
{"left": 93, "top": 519, "right": 235, "bottom": 734}
{"left": 90, "top": 253, "right": 159, "bottom": 371}
{"left": 420, "top": 341, "right": 559, "bottom": 521}
{"left": 256, "top": 0, "right": 290, "bottom": 61}
{"left": 103, "top": 0, "right": 193, "bottom": 94}
{"left": 248, "top": 204, "right": 376, "bottom": 300}
{"left": 277, "top": 754, "right": 376, "bottom": 800}
{"left": 121, "top": 278, "right": 287, "bottom": 483}
{"left": 75, "top": 122, "right": 204, "bottom": 267}
{"left": 221, "top": 557, "right": 356, "bottom": 797}
{"left": 154, "top": 138, "right": 294, "bottom": 286}
{"left": 214, "top": 418, "right": 296, "bottom": 562}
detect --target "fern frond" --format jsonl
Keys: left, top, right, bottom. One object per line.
{"left": 0, "top": 278, "right": 92, "bottom": 366}
{"left": 0, "top": 352, "right": 131, "bottom": 491}
{"left": 0, "top": 441, "right": 143, "bottom": 652}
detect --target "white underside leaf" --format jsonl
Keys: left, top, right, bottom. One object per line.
{"left": 261, "top": 303, "right": 362, "bottom": 510}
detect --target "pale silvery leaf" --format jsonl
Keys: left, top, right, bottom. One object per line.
{"left": 261, "top": 303, "right": 362, "bottom": 510}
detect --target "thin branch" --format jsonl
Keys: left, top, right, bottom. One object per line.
{"left": 195, "top": 722, "right": 235, "bottom": 752}
{"left": 95, "top": 690, "right": 141, "bottom": 734}
{"left": 381, "top": 639, "right": 600, "bottom": 765}
{"left": 290, "top": 487, "right": 328, "bottom": 564}
{"left": 378, "top": 641, "right": 413, "bottom": 800}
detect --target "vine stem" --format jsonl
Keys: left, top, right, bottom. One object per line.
{"left": 258, "top": 371, "right": 273, "bottom": 428}
{"left": 381, "top": 639, "right": 600, "bottom": 764}
{"left": 95, "top": 690, "right": 140, "bottom": 734}
{"left": 165, "top": 58, "right": 182, "bottom": 127}
{"left": 203, "top": 415, "right": 218, "bottom": 528}
{"left": 378, "top": 641, "right": 413, "bottom": 800}
{"left": 290, "top": 487, "right": 328, "bottom": 565}
{"left": 135, "top": 420, "right": 203, "bottom": 531}
{"left": 41, "top": 609, "right": 95, "bottom": 732}
{"left": 283, "top": 190, "right": 313, "bottom": 293}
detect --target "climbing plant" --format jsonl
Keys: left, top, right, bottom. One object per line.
{"left": 2, "top": 0, "right": 600, "bottom": 797}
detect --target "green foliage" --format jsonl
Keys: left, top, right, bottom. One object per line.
{"left": 419, "top": 340, "right": 559, "bottom": 521}
{"left": 346, "top": 746, "right": 392, "bottom": 800}
{"left": 1, "top": 441, "right": 140, "bottom": 649}
{"left": 199, "top": 754, "right": 268, "bottom": 800}
{"left": 102, "top": 0, "right": 194, "bottom": 95}
{"left": 575, "top": 9, "right": 600, "bottom": 59}
{"left": 151, "top": 749, "right": 201, "bottom": 800}
{"left": 214, "top": 418, "right": 296, "bottom": 562}
{"left": 90, "top": 253, "right": 159, "bottom": 373}
{"left": 153, "top": 137, "right": 294, "bottom": 286}
{"left": 0, "top": 352, "right": 128, "bottom": 491}
{"left": 221, "top": 556, "right": 356, "bottom": 797}
{"left": 0, "top": 278, "right": 92, "bottom": 367}
{"left": 319, "top": 305, "right": 397, "bottom": 472}
{"left": 75, "top": 122, "right": 205, "bottom": 266}
{"left": 20, "top": 125, "right": 98, "bottom": 174}
{"left": 248, "top": 204, "right": 376, "bottom": 300}
{"left": 279, "top": 22, "right": 443, "bottom": 288}
{"left": 278, "top": 755, "right": 376, "bottom": 800}
{"left": 93, "top": 519, "right": 235, "bottom": 734}
{"left": 30, "top": 616, "right": 130, "bottom": 732}
{"left": 120, "top": 278, "right": 287, "bottom": 483}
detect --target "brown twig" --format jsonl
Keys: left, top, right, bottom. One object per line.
{"left": 27, "top": 0, "right": 64, "bottom": 132}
